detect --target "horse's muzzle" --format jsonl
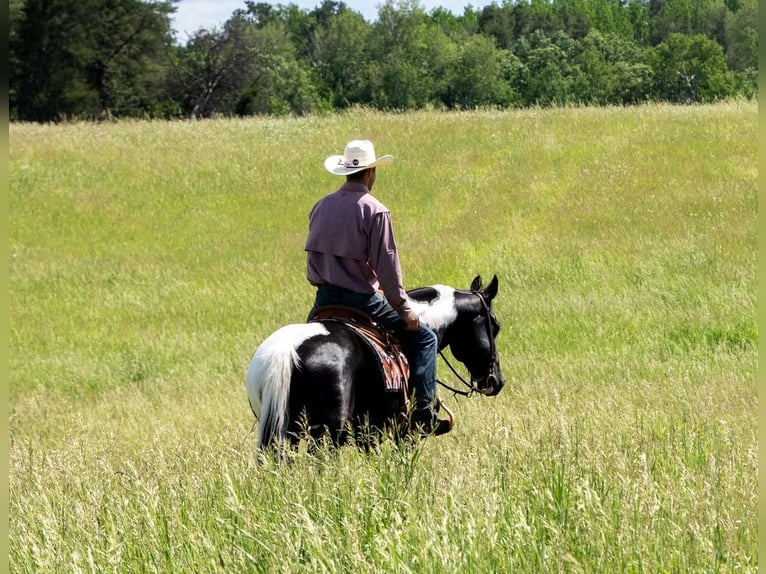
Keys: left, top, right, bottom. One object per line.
{"left": 479, "top": 373, "right": 504, "bottom": 396}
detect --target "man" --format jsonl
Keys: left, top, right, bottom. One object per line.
{"left": 305, "top": 140, "right": 450, "bottom": 435}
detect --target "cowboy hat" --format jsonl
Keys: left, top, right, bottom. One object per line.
{"left": 324, "top": 140, "right": 394, "bottom": 175}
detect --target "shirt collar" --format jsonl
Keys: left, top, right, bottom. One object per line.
{"left": 339, "top": 182, "right": 369, "bottom": 194}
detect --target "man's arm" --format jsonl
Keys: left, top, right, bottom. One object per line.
{"left": 368, "top": 212, "right": 414, "bottom": 318}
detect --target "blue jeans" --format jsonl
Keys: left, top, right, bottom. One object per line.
{"left": 309, "top": 284, "right": 438, "bottom": 412}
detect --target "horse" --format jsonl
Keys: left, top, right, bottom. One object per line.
{"left": 245, "top": 275, "right": 504, "bottom": 450}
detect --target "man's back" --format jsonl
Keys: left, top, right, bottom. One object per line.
{"left": 305, "top": 181, "right": 407, "bottom": 310}
{"left": 305, "top": 182, "right": 389, "bottom": 261}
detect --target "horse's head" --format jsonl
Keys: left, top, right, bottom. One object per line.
{"left": 448, "top": 275, "right": 505, "bottom": 396}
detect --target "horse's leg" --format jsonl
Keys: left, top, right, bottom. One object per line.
{"left": 354, "top": 413, "right": 378, "bottom": 452}
{"left": 335, "top": 424, "right": 351, "bottom": 448}
{"left": 291, "top": 324, "right": 371, "bottom": 452}
{"left": 302, "top": 421, "right": 346, "bottom": 452}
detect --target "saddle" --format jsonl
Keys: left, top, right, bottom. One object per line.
{"left": 310, "top": 305, "right": 410, "bottom": 404}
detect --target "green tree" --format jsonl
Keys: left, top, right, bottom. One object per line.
{"left": 650, "top": 32, "right": 734, "bottom": 102}
{"left": 693, "top": 1, "right": 731, "bottom": 48}
{"left": 446, "top": 34, "right": 515, "bottom": 108}
{"left": 429, "top": 6, "right": 470, "bottom": 41}
{"left": 555, "top": 0, "right": 592, "bottom": 39}
{"left": 727, "top": 0, "right": 757, "bottom": 71}
{"left": 234, "top": 21, "right": 326, "bottom": 116}
{"left": 9, "top": 0, "right": 26, "bottom": 118}
{"left": 478, "top": 3, "right": 517, "bottom": 49}
{"left": 624, "top": 0, "right": 651, "bottom": 44}
{"left": 367, "top": 0, "right": 453, "bottom": 109}
{"left": 573, "top": 30, "right": 652, "bottom": 104}
{"left": 648, "top": 0, "right": 694, "bottom": 44}
{"left": 309, "top": 9, "right": 373, "bottom": 108}
{"left": 241, "top": 1, "right": 353, "bottom": 62}
{"left": 283, "top": 2, "right": 323, "bottom": 59}
{"left": 520, "top": 0, "right": 562, "bottom": 37}
{"left": 12, "top": 0, "right": 176, "bottom": 121}
{"left": 242, "top": 1, "right": 280, "bottom": 27}
{"left": 169, "top": 15, "right": 257, "bottom": 118}
{"left": 727, "top": 0, "right": 757, "bottom": 97}
{"left": 514, "top": 29, "right": 577, "bottom": 106}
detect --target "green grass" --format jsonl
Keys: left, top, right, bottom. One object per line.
{"left": 9, "top": 101, "right": 757, "bottom": 572}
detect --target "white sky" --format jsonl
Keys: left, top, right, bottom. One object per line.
{"left": 171, "top": 0, "right": 491, "bottom": 39}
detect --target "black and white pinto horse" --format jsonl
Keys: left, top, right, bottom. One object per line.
{"left": 246, "top": 275, "right": 504, "bottom": 450}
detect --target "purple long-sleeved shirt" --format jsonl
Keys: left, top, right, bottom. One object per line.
{"left": 305, "top": 182, "right": 412, "bottom": 313}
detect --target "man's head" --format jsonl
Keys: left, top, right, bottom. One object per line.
{"left": 346, "top": 167, "right": 376, "bottom": 190}
{"left": 324, "top": 140, "right": 393, "bottom": 179}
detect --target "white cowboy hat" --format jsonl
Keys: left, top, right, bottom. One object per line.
{"left": 324, "top": 140, "right": 394, "bottom": 175}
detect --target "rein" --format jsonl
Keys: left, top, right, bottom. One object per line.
{"left": 437, "top": 350, "right": 476, "bottom": 397}
{"left": 436, "top": 291, "right": 497, "bottom": 398}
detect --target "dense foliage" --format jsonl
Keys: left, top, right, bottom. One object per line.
{"left": 9, "top": 0, "right": 758, "bottom": 121}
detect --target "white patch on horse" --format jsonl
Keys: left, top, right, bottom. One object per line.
{"left": 408, "top": 285, "right": 458, "bottom": 332}
{"left": 246, "top": 322, "right": 329, "bottom": 442}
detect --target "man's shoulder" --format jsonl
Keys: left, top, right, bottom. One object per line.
{"left": 312, "top": 186, "right": 390, "bottom": 217}
{"left": 328, "top": 187, "right": 390, "bottom": 213}
{"left": 357, "top": 192, "right": 389, "bottom": 214}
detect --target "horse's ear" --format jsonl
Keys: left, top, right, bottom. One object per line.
{"left": 484, "top": 275, "right": 499, "bottom": 301}
{"left": 470, "top": 275, "right": 482, "bottom": 292}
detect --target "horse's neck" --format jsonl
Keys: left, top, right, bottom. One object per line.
{"left": 407, "top": 285, "right": 460, "bottom": 342}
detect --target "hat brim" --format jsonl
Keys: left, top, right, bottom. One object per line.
{"left": 324, "top": 154, "right": 394, "bottom": 175}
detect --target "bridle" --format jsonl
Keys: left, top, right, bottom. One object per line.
{"left": 436, "top": 291, "right": 498, "bottom": 397}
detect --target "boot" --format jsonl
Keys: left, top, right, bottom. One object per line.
{"left": 411, "top": 407, "right": 452, "bottom": 436}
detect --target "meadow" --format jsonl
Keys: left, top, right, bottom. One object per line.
{"left": 9, "top": 101, "right": 757, "bottom": 572}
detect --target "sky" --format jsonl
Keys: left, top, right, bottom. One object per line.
{"left": 171, "top": 0, "right": 491, "bottom": 39}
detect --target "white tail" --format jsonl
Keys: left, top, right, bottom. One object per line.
{"left": 245, "top": 323, "right": 328, "bottom": 449}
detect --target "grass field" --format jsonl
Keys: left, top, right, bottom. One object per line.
{"left": 9, "top": 101, "right": 757, "bottom": 572}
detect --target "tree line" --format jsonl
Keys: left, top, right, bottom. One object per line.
{"left": 10, "top": 0, "right": 758, "bottom": 122}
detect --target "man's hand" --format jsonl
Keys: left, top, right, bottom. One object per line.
{"left": 402, "top": 309, "right": 421, "bottom": 332}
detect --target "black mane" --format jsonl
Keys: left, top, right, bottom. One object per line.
{"left": 407, "top": 286, "right": 440, "bottom": 303}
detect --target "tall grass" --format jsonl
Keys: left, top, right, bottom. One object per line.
{"left": 9, "top": 101, "right": 757, "bottom": 572}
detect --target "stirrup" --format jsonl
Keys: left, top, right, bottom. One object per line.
{"left": 435, "top": 398, "right": 455, "bottom": 433}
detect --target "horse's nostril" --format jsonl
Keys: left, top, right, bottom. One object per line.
{"left": 478, "top": 374, "right": 496, "bottom": 395}
{"left": 483, "top": 373, "right": 505, "bottom": 396}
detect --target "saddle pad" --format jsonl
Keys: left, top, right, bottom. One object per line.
{"left": 343, "top": 320, "right": 410, "bottom": 394}
{"left": 311, "top": 308, "right": 409, "bottom": 395}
